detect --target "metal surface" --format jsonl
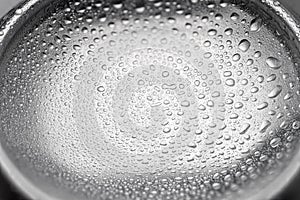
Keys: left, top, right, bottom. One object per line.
{"left": 1, "top": 0, "right": 300, "bottom": 200}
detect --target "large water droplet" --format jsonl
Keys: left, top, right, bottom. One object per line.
{"left": 225, "top": 28, "right": 233, "bottom": 36}
{"left": 208, "top": 29, "right": 217, "bottom": 36}
{"left": 238, "top": 39, "right": 251, "bottom": 52}
{"left": 270, "top": 137, "right": 281, "bottom": 148}
{"left": 259, "top": 120, "right": 271, "bottom": 133}
{"left": 225, "top": 78, "right": 235, "bottom": 87}
{"left": 266, "top": 57, "right": 282, "bottom": 69}
{"left": 268, "top": 85, "right": 282, "bottom": 98}
{"left": 230, "top": 12, "right": 239, "bottom": 21}
{"left": 240, "top": 123, "right": 250, "bottom": 134}
{"left": 250, "top": 18, "right": 263, "bottom": 32}
{"left": 232, "top": 53, "right": 241, "bottom": 62}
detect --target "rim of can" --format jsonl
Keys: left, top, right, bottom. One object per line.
{"left": 0, "top": 0, "right": 299, "bottom": 200}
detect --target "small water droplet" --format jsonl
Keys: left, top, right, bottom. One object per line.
{"left": 136, "top": 6, "right": 145, "bottom": 13}
{"left": 257, "top": 102, "right": 268, "bottom": 110}
{"left": 162, "top": 71, "right": 170, "bottom": 77}
{"left": 15, "top": 9, "right": 23, "bottom": 15}
{"left": 181, "top": 100, "right": 191, "bottom": 107}
{"left": 187, "top": 142, "right": 197, "bottom": 148}
{"left": 97, "top": 86, "right": 105, "bottom": 92}
{"left": 112, "top": 0, "right": 123, "bottom": 9}
{"left": 73, "top": 45, "right": 81, "bottom": 50}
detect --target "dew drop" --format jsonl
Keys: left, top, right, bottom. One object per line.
{"left": 230, "top": 12, "right": 239, "bottom": 21}
{"left": 240, "top": 123, "right": 250, "bottom": 134}
{"left": 268, "top": 85, "right": 282, "bottom": 98}
{"left": 266, "top": 57, "right": 282, "bottom": 69}
{"left": 208, "top": 29, "right": 217, "bottom": 36}
{"left": 187, "top": 142, "right": 197, "bottom": 148}
{"left": 181, "top": 100, "right": 191, "bottom": 107}
{"left": 225, "top": 78, "right": 235, "bottom": 87}
{"left": 238, "top": 39, "right": 251, "bottom": 52}
{"left": 224, "top": 28, "right": 233, "bottom": 36}
{"left": 232, "top": 53, "right": 241, "bottom": 62}
{"left": 97, "top": 86, "right": 105, "bottom": 92}
{"left": 135, "top": 6, "right": 145, "bottom": 13}
{"left": 270, "top": 138, "right": 281, "bottom": 148}
{"left": 257, "top": 102, "right": 268, "bottom": 110}
{"left": 292, "top": 121, "right": 300, "bottom": 130}
{"left": 250, "top": 18, "right": 263, "bottom": 32}
{"left": 259, "top": 120, "right": 271, "bottom": 133}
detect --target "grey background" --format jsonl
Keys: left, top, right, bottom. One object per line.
{"left": 0, "top": 0, "right": 20, "bottom": 18}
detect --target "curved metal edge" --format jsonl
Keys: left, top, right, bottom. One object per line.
{"left": 0, "top": 0, "right": 39, "bottom": 59}
{"left": 0, "top": 1, "right": 62, "bottom": 200}
{"left": 0, "top": 0, "right": 300, "bottom": 200}
{"left": 244, "top": 1, "right": 300, "bottom": 200}
{"left": 0, "top": 146, "right": 62, "bottom": 200}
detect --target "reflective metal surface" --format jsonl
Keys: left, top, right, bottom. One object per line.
{"left": 1, "top": 0, "right": 300, "bottom": 200}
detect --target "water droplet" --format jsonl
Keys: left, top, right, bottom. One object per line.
{"left": 208, "top": 29, "right": 217, "bottom": 36}
{"left": 204, "top": 52, "right": 212, "bottom": 58}
{"left": 240, "top": 123, "right": 250, "bottom": 134}
{"left": 267, "top": 74, "right": 277, "bottom": 82}
{"left": 15, "top": 9, "right": 23, "bottom": 15}
{"left": 187, "top": 142, "right": 197, "bottom": 148}
{"left": 230, "top": 12, "right": 239, "bottom": 21}
{"left": 292, "top": 121, "right": 300, "bottom": 130}
{"left": 204, "top": 40, "right": 211, "bottom": 47}
{"left": 97, "top": 86, "right": 105, "bottom": 92}
{"left": 257, "top": 102, "right": 268, "bottom": 110}
{"left": 73, "top": 45, "right": 81, "bottom": 50}
{"left": 162, "top": 71, "right": 169, "bottom": 77}
{"left": 238, "top": 39, "right": 251, "bottom": 52}
{"left": 254, "top": 51, "right": 262, "bottom": 58}
{"left": 225, "top": 28, "right": 233, "bottom": 36}
{"left": 225, "top": 78, "right": 235, "bottom": 87}
{"left": 250, "top": 18, "right": 263, "bottom": 32}
{"left": 266, "top": 57, "right": 282, "bottom": 69}
{"left": 212, "top": 182, "right": 221, "bottom": 190}
{"left": 268, "top": 85, "right": 282, "bottom": 98}
{"left": 215, "top": 14, "right": 223, "bottom": 20}
{"left": 112, "top": 0, "right": 123, "bottom": 9}
{"left": 270, "top": 138, "right": 281, "bottom": 148}
{"left": 181, "top": 100, "right": 191, "bottom": 107}
{"left": 163, "top": 127, "right": 171, "bottom": 133}
{"left": 136, "top": 6, "right": 145, "bottom": 13}
{"left": 259, "top": 120, "right": 271, "bottom": 133}
{"left": 232, "top": 53, "right": 241, "bottom": 62}
{"left": 247, "top": 59, "right": 254, "bottom": 66}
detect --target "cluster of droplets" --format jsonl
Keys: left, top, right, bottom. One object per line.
{"left": 1, "top": 0, "right": 300, "bottom": 200}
